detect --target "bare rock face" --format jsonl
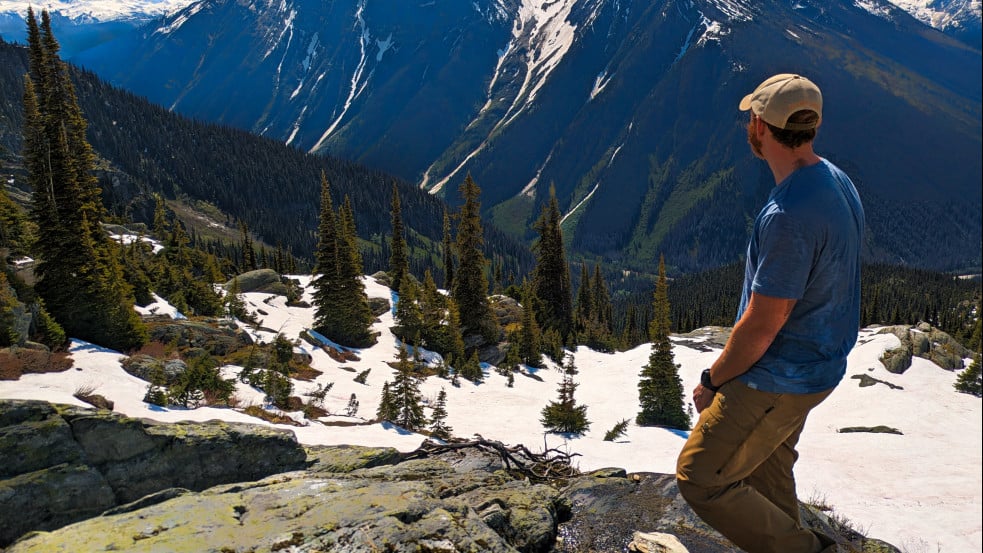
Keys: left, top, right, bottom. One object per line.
{"left": 877, "top": 324, "right": 973, "bottom": 374}
{"left": 0, "top": 399, "right": 307, "bottom": 547}
{"left": 3, "top": 401, "right": 903, "bottom": 553}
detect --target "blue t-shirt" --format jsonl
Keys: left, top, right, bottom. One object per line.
{"left": 736, "top": 158, "right": 865, "bottom": 394}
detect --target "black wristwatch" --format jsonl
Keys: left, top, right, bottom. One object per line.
{"left": 701, "top": 369, "right": 721, "bottom": 393}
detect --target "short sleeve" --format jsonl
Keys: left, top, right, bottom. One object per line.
{"left": 751, "top": 209, "right": 814, "bottom": 300}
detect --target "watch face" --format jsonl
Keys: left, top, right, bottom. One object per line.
{"left": 702, "top": 370, "right": 714, "bottom": 389}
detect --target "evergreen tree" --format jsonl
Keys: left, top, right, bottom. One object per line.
{"left": 540, "top": 353, "right": 590, "bottom": 435}
{"left": 376, "top": 381, "right": 398, "bottom": 422}
{"left": 391, "top": 345, "right": 426, "bottom": 431}
{"left": 0, "top": 176, "right": 29, "bottom": 255}
{"left": 225, "top": 277, "right": 249, "bottom": 321}
{"left": 591, "top": 264, "right": 613, "bottom": 333}
{"left": 518, "top": 283, "right": 543, "bottom": 368}
{"left": 445, "top": 298, "right": 467, "bottom": 363}
{"left": 0, "top": 271, "right": 21, "bottom": 346}
{"left": 603, "top": 419, "right": 630, "bottom": 441}
{"left": 458, "top": 349, "right": 483, "bottom": 383}
{"left": 954, "top": 354, "right": 981, "bottom": 397}
{"left": 637, "top": 256, "right": 690, "bottom": 430}
{"left": 345, "top": 393, "right": 360, "bottom": 416}
{"left": 574, "top": 263, "right": 593, "bottom": 335}
{"left": 429, "top": 388, "right": 453, "bottom": 440}
{"left": 311, "top": 172, "right": 345, "bottom": 339}
{"left": 312, "top": 174, "right": 374, "bottom": 347}
{"left": 152, "top": 194, "right": 169, "bottom": 238}
{"left": 442, "top": 209, "right": 454, "bottom": 290}
{"left": 955, "top": 308, "right": 981, "bottom": 396}
{"left": 23, "top": 10, "right": 146, "bottom": 351}
{"left": 393, "top": 273, "right": 423, "bottom": 343}
{"left": 531, "top": 186, "right": 573, "bottom": 339}
{"left": 452, "top": 175, "right": 497, "bottom": 341}
{"left": 239, "top": 220, "right": 257, "bottom": 271}
{"left": 335, "top": 196, "right": 376, "bottom": 347}
{"left": 388, "top": 183, "right": 409, "bottom": 293}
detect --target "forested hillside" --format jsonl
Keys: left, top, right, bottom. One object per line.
{"left": 0, "top": 38, "right": 533, "bottom": 279}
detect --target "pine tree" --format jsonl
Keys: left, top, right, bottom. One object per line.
{"left": 445, "top": 298, "right": 467, "bottom": 363}
{"left": 394, "top": 273, "right": 423, "bottom": 343}
{"left": 458, "top": 349, "right": 483, "bottom": 383}
{"left": 376, "top": 381, "right": 398, "bottom": 422}
{"left": 345, "top": 393, "right": 360, "bottom": 417}
{"left": 603, "top": 419, "right": 630, "bottom": 442}
{"left": 637, "top": 256, "right": 690, "bottom": 430}
{"left": 391, "top": 345, "right": 425, "bottom": 431}
{"left": 541, "top": 353, "right": 590, "bottom": 435}
{"left": 442, "top": 209, "right": 454, "bottom": 290}
{"left": 531, "top": 185, "right": 574, "bottom": 339}
{"left": 955, "top": 308, "right": 981, "bottom": 397}
{"left": 312, "top": 176, "right": 374, "bottom": 347}
{"left": 388, "top": 183, "right": 409, "bottom": 293}
{"left": 312, "top": 171, "right": 343, "bottom": 337}
{"left": 518, "top": 283, "right": 543, "bottom": 368}
{"left": 452, "top": 175, "right": 497, "bottom": 341}
{"left": 574, "top": 263, "right": 593, "bottom": 335}
{"left": 954, "top": 354, "right": 981, "bottom": 397}
{"left": 0, "top": 272, "right": 21, "bottom": 347}
{"left": 239, "top": 220, "right": 257, "bottom": 271}
{"left": 23, "top": 10, "right": 146, "bottom": 351}
{"left": 335, "top": 196, "right": 376, "bottom": 347}
{"left": 429, "top": 388, "right": 453, "bottom": 440}
{"left": 0, "top": 175, "right": 29, "bottom": 255}
{"left": 591, "top": 264, "right": 612, "bottom": 333}
{"left": 225, "top": 277, "right": 248, "bottom": 321}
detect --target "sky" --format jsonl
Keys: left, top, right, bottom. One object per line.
{"left": 1, "top": 274, "right": 980, "bottom": 553}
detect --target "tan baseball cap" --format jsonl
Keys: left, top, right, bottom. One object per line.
{"left": 739, "top": 73, "right": 822, "bottom": 130}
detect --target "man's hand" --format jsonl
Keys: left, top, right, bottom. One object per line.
{"left": 693, "top": 383, "right": 715, "bottom": 413}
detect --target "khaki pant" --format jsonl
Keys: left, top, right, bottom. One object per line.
{"left": 676, "top": 379, "right": 834, "bottom": 553}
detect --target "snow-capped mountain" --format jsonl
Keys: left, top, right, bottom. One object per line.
{"left": 0, "top": 0, "right": 194, "bottom": 56}
{"left": 68, "top": 0, "right": 981, "bottom": 276}
{"left": 0, "top": 0, "right": 192, "bottom": 22}
{"left": 885, "top": 0, "right": 982, "bottom": 46}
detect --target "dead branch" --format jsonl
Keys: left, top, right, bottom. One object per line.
{"left": 400, "top": 434, "right": 581, "bottom": 482}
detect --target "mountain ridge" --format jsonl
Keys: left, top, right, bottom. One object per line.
{"left": 4, "top": 0, "right": 982, "bottom": 275}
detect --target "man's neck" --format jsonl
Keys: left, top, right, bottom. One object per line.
{"left": 767, "top": 146, "right": 821, "bottom": 185}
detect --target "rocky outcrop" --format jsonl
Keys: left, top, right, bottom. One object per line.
{"left": 878, "top": 323, "right": 973, "bottom": 374}
{"left": 2, "top": 400, "right": 903, "bottom": 553}
{"left": 144, "top": 317, "right": 253, "bottom": 357}
{"left": 0, "top": 399, "right": 307, "bottom": 547}
{"left": 224, "top": 268, "right": 289, "bottom": 295}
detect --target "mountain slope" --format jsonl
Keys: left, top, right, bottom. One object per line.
{"left": 69, "top": 0, "right": 983, "bottom": 274}
{"left": 0, "top": 39, "right": 534, "bottom": 278}
{"left": 0, "top": 272, "right": 980, "bottom": 551}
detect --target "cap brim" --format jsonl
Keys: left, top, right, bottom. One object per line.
{"left": 739, "top": 93, "right": 753, "bottom": 111}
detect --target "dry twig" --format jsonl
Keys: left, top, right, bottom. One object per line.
{"left": 401, "top": 434, "right": 581, "bottom": 482}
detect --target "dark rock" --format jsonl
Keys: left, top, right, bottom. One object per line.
{"left": 1, "top": 400, "right": 904, "bottom": 553}
{"left": 225, "top": 268, "right": 286, "bottom": 294}
{"left": 368, "top": 296, "right": 391, "bottom": 316}
{"left": 145, "top": 319, "right": 251, "bottom": 357}
{"left": 0, "top": 399, "right": 308, "bottom": 547}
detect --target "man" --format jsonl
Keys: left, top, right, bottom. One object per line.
{"left": 675, "top": 73, "right": 865, "bottom": 553}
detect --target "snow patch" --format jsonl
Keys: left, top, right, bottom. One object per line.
{"left": 590, "top": 71, "right": 612, "bottom": 101}
{"left": 153, "top": 1, "right": 205, "bottom": 36}
{"left": 310, "top": 0, "right": 372, "bottom": 154}
{"left": 376, "top": 33, "right": 393, "bottom": 62}
{"left": 856, "top": 0, "right": 894, "bottom": 19}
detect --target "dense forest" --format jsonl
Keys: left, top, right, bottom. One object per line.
{"left": 1, "top": 31, "right": 980, "bottom": 358}
{"left": 0, "top": 38, "right": 533, "bottom": 281}
{"left": 606, "top": 262, "right": 981, "bottom": 349}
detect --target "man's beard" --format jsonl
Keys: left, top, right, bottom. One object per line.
{"left": 747, "top": 119, "right": 764, "bottom": 159}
